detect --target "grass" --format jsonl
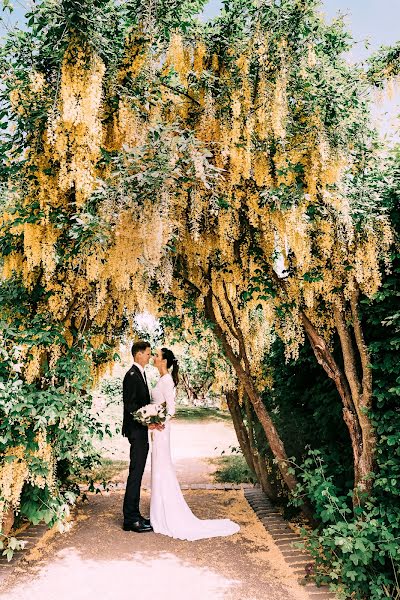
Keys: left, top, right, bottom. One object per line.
{"left": 94, "top": 396, "right": 231, "bottom": 426}
{"left": 71, "top": 458, "right": 128, "bottom": 485}
{"left": 211, "top": 454, "right": 257, "bottom": 484}
{"left": 174, "top": 406, "right": 232, "bottom": 421}
{"left": 77, "top": 455, "right": 255, "bottom": 486}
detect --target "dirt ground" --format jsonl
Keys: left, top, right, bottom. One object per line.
{"left": 0, "top": 490, "right": 311, "bottom": 600}
{"left": 0, "top": 412, "right": 313, "bottom": 600}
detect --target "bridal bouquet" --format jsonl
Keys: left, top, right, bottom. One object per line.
{"left": 132, "top": 402, "right": 167, "bottom": 426}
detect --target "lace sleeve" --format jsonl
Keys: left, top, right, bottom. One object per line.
{"left": 162, "top": 375, "right": 176, "bottom": 418}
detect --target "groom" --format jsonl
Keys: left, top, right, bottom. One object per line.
{"left": 122, "top": 340, "right": 158, "bottom": 532}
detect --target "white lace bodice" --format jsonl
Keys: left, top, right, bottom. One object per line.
{"left": 151, "top": 373, "right": 176, "bottom": 419}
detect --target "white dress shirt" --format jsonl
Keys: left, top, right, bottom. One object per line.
{"left": 133, "top": 361, "right": 145, "bottom": 376}
{"left": 133, "top": 361, "right": 148, "bottom": 387}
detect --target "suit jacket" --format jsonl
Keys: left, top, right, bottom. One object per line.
{"left": 122, "top": 364, "right": 151, "bottom": 437}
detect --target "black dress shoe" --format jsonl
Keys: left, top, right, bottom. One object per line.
{"left": 123, "top": 520, "right": 153, "bottom": 533}
{"left": 139, "top": 515, "right": 151, "bottom": 527}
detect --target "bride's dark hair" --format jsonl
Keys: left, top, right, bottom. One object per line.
{"left": 161, "top": 347, "right": 179, "bottom": 387}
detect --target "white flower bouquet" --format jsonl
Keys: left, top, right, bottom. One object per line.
{"left": 132, "top": 402, "right": 167, "bottom": 426}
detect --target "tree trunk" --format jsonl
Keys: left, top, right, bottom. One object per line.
{"left": 204, "top": 292, "right": 299, "bottom": 495}
{"left": 205, "top": 293, "right": 316, "bottom": 519}
{"left": 270, "top": 267, "right": 376, "bottom": 506}
{"left": 0, "top": 506, "right": 14, "bottom": 541}
{"left": 301, "top": 302, "right": 375, "bottom": 506}
{"left": 334, "top": 297, "right": 375, "bottom": 504}
{"left": 243, "top": 395, "right": 279, "bottom": 501}
{"left": 253, "top": 416, "right": 284, "bottom": 501}
{"left": 181, "top": 372, "right": 197, "bottom": 404}
{"left": 226, "top": 390, "right": 256, "bottom": 472}
{"left": 226, "top": 390, "right": 278, "bottom": 500}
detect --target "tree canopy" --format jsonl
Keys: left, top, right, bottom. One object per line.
{"left": 0, "top": 1, "right": 399, "bottom": 597}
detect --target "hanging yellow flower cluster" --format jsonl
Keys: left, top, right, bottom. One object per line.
{"left": 2, "top": 24, "right": 394, "bottom": 444}
{"left": 53, "top": 43, "right": 105, "bottom": 206}
{"left": 0, "top": 447, "right": 28, "bottom": 529}
{"left": 30, "top": 431, "right": 55, "bottom": 491}
{"left": 0, "top": 431, "right": 53, "bottom": 528}
{"left": 155, "top": 30, "right": 393, "bottom": 370}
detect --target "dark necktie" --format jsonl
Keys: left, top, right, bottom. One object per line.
{"left": 143, "top": 370, "right": 148, "bottom": 389}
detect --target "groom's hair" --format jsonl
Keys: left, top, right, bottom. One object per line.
{"left": 131, "top": 340, "right": 151, "bottom": 358}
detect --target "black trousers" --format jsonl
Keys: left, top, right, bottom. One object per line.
{"left": 123, "top": 429, "right": 149, "bottom": 524}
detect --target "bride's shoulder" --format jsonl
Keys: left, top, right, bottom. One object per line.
{"left": 156, "top": 373, "right": 173, "bottom": 385}
{"left": 161, "top": 373, "right": 174, "bottom": 388}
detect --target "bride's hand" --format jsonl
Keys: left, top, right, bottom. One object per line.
{"left": 148, "top": 423, "right": 164, "bottom": 431}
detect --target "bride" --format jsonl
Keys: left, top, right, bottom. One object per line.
{"left": 150, "top": 347, "right": 240, "bottom": 541}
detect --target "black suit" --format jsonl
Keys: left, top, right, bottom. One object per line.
{"left": 122, "top": 364, "right": 150, "bottom": 525}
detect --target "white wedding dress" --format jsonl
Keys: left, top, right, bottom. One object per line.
{"left": 149, "top": 373, "right": 240, "bottom": 541}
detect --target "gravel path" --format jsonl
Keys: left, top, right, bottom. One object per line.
{"left": 103, "top": 418, "right": 240, "bottom": 485}
{"left": 0, "top": 490, "right": 311, "bottom": 600}
{"left": 0, "top": 417, "right": 313, "bottom": 600}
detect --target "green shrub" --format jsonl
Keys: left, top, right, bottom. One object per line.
{"left": 212, "top": 453, "right": 257, "bottom": 484}
{"left": 292, "top": 450, "right": 400, "bottom": 600}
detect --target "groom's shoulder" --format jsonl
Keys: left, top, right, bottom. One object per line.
{"left": 124, "top": 365, "right": 136, "bottom": 381}
{"left": 124, "top": 365, "right": 138, "bottom": 379}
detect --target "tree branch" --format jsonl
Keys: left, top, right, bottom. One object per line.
{"left": 204, "top": 289, "right": 304, "bottom": 499}
{"left": 222, "top": 280, "right": 251, "bottom": 372}
{"left": 160, "top": 82, "right": 201, "bottom": 106}
{"left": 333, "top": 303, "right": 363, "bottom": 402}
{"left": 350, "top": 288, "right": 372, "bottom": 402}
{"left": 212, "top": 289, "right": 240, "bottom": 342}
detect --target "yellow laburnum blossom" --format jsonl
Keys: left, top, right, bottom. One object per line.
{"left": 0, "top": 447, "right": 28, "bottom": 526}
{"left": 29, "top": 71, "right": 46, "bottom": 94}
{"left": 194, "top": 42, "right": 206, "bottom": 75}
{"left": 41, "top": 225, "right": 59, "bottom": 281}
{"left": 23, "top": 222, "right": 43, "bottom": 271}
{"left": 24, "top": 346, "right": 44, "bottom": 384}
{"left": 253, "top": 151, "right": 272, "bottom": 188}
{"left": 2, "top": 252, "right": 23, "bottom": 279}
{"left": 271, "top": 68, "right": 288, "bottom": 140}
{"left": 165, "top": 33, "right": 189, "bottom": 83}
{"left": 255, "top": 78, "right": 271, "bottom": 140}
{"left": 30, "top": 431, "right": 54, "bottom": 490}
{"left": 52, "top": 43, "right": 105, "bottom": 206}
{"left": 211, "top": 53, "right": 219, "bottom": 72}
